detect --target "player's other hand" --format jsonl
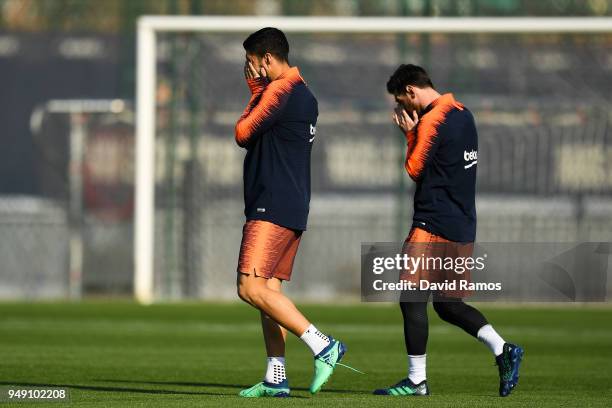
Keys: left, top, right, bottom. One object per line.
{"left": 244, "top": 60, "right": 258, "bottom": 80}
{"left": 244, "top": 61, "right": 268, "bottom": 81}
{"left": 393, "top": 106, "right": 419, "bottom": 134}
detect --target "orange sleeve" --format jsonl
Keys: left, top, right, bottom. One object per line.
{"left": 235, "top": 77, "right": 291, "bottom": 148}
{"left": 405, "top": 129, "right": 416, "bottom": 154}
{"left": 404, "top": 108, "right": 448, "bottom": 181}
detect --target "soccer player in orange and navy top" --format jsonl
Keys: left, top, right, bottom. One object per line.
{"left": 373, "top": 64, "right": 524, "bottom": 397}
{"left": 234, "top": 28, "right": 348, "bottom": 398}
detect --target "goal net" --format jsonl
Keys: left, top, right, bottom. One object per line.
{"left": 135, "top": 16, "right": 612, "bottom": 303}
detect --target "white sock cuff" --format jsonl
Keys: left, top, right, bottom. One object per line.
{"left": 300, "top": 324, "right": 312, "bottom": 337}
{"left": 477, "top": 324, "right": 506, "bottom": 356}
{"left": 267, "top": 356, "right": 285, "bottom": 365}
{"left": 300, "top": 324, "right": 330, "bottom": 355}
{"left": 408, "top": 354, "right": 427, "bottom": 384}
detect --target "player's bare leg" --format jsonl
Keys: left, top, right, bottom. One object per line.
{"left": 242, "top": 278, "right": 291, "bottom": 394}
{"left": 238, "top": 272, "right": 351, "bottom": 394}
{"left": 238, "top": 275, "right": 294, "bottom": 397}
{"left": 238, "top": 273, "right": 309, "bottom": 336}
{"left": 261, "top": 277, "right": 287, "bottom": 357}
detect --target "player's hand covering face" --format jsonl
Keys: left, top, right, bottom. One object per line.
{"left": 393, "top": 105, "right": 419, "bottom": 134}
{"left": 244, "top": 54, "right": 268, "bottom": 80}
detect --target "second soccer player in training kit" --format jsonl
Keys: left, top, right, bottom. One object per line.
{"left": 373, "top": 64, "right": 524, "bottom": 397}
{"left": 234, "top": 27, "right": 348, "bottom": 398}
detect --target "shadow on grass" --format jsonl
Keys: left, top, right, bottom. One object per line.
{"left": 95, "top": 378, "right": 369, "bottom": 395}
{"left": 0, "top": 381, "right": 224, "bottom": 397}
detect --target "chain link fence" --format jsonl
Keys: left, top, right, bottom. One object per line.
{"left": 2, "top": 30, "right": 611, "bottom": 300}
{"left": 3, "top": 106, "right": 136, "bottom": 299}
{"left": 148, "top": 31, "right": 612, "bottom": 300}
{"left": 2, "top": 0, "right": 612, "bottom": 301}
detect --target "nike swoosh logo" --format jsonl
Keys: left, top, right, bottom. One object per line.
{"left": 464, "top": 161, "right": 477, "bottom": 169}
{"left": 309, "top": 136, "right": 315, "bottom": 142}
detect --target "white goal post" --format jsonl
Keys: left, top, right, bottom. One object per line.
{"left": 135, "top": 16, "right": 612, "bottom": 304}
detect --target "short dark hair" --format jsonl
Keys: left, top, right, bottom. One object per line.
{"left": 386, "top": 64, "right": 434, "bottom": 95}
{"left": 243, "top": 27, "right": 289, "bottom": 62}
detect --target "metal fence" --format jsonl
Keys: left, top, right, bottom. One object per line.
{"left": 1, "top": 106, "right": 135, "bottom": 299}
{"left": 150, "top": 31, "right": 612, "bottom": 300}
{"left": 1, "top": 30, "right": 611, "bottom": 300}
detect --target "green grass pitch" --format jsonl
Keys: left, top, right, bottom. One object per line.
{"left": 0, "top": 302, "right": 611, "bottom": 407}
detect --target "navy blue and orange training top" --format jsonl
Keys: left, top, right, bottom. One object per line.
{"left": 235, "top": 66, "right": 318, "bottom": 231}
{"left": 404, "top": 93, "right": 478, "bottom": 243}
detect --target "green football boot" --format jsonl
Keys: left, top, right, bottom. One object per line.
{"left": 373, "top": 377, "right": 430, "bottom": 396}
{"left": 496, "top": 342, "right": 524, "bottom": 397}
{"left": 309, "top": 336, "right": 347, "bottom": 394}
{"left": 238, "top": 380, "right": 290, "bottom": 398}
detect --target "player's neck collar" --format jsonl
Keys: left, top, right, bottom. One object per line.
{"left": 430, "top": 93, "right": 455, "bottom": 107}
{"left": 423, "top": 93, "right": 455, "bottom": 113}
{"left": 276, "top": 66, "right": 301, "bottom": 82}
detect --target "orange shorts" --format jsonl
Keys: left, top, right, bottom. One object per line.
{"left": 237, "top": 220, "right": 302, "bottom": 281}
{"left": 400, "top": 227, "right": 474, "bottom": 298}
